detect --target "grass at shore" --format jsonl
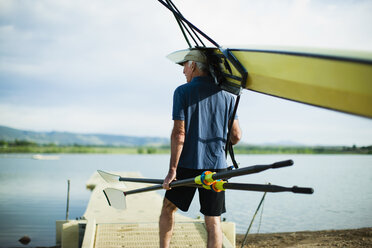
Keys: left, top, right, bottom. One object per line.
{"left": 1, "top": 140, "right": 371, "bottom": 154}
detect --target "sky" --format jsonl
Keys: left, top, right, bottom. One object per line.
{"left": 0, "top": 0, "right": 372, "bottom": 146}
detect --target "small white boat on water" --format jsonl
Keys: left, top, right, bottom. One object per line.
{"left": 32, "top": 154, "right": 60, "bottom": 160}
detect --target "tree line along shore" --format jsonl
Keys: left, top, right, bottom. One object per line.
{"left": 1, "top": 140, "right": 371, "bottom": 154}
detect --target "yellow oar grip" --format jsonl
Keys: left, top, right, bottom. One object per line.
{"left": 195, "top": 171, "right": 216, "bottom": 186}
{"left": 212, "top": 181, "right": 226, "bottom": 191}
{"left": 203, "top": 171, "right": 216, "bottom": 185}
{"left": 194, "top": 175, "right": 202, "bottom": 185}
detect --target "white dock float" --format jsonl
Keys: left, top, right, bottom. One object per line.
{"left": 57, "top": 171, "right": 235, "bottom": 248}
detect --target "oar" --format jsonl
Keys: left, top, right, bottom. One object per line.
{"left": 99, "top": 160, "right": 294, "bottom": 208}
{"left": 103, "top": 182, "right": 313, "bottom": 209}
{"left": 98, "top": 159, "right": 293, "bottom": 186}
{"left": 98, "top": 170, "right": 163, "bottom": 184}
{"left": 100, "top": 160, "right": 308, "bottom": 208}
{"left": 99, "top": 160, "right": 310, "bottom": 195}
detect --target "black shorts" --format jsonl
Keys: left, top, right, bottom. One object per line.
{"left": 165, "top": 167, "right": 226, "bottom": 216}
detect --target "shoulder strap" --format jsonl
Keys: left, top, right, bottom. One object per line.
{"left": 225, "top": 95, "right": 241, "bottom": 169}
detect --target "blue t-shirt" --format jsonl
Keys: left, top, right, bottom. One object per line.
{"left": 172, "top": 76, "right": 236, "bottom": 170}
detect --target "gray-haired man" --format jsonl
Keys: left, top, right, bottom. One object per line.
{"left": 159, "top": 49, "right": 241, "bottom": 248}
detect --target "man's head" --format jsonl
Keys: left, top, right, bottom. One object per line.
{"left": 177, "top": 49, "right": 207, "bottom": 65}
{"left": 178, "top": 49, "right": 209, "bottom": 83}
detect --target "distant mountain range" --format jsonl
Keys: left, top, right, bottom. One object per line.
{"left": 0, "top": 125, "right": 169, "bottom": 146}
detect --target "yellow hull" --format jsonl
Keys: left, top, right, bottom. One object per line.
{"left": 168, "top": 47, "right": 372, "bottom": 118}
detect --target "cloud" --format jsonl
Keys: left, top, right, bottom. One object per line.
{"left": 0, "top": 0, "right": 182, "bottom": 85}
{"left": 0, "top": 0, "right": 184, "bottom": 107}
{"left": 175, "top": 0, "right": 372, "bottom": 50}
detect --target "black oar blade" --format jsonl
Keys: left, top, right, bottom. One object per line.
{"left": 98, "top": 170, "right": 120, "bottom": 183}
{"left": 103, "top": 188, "right": 127, "bottom": 209}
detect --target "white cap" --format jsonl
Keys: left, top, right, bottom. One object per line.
{"left": 175, "top": 49, "right": 207, "bottom": 65}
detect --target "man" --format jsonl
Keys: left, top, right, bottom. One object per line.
{"left": 159, "top": 49, "right": 241, "bottom": 248}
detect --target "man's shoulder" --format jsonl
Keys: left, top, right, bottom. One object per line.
{"left": 174, "top": 80, "right": 199, "bottom": 93}
{"left": 174, "top": 82, "right": 190, "bottom": 95}
{"left": 174, "top": 76, "right": 235, "bottom": 100}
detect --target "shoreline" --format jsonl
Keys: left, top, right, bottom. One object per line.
{"left": 236, "top": 227, "right": 372, "bottom": 247}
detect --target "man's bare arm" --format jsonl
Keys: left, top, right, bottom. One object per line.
{"left": 162, "top": 120, "right": 185, "bottom": 190}
{"left": 230, "top": 120, "right": 242, "bottom": 145}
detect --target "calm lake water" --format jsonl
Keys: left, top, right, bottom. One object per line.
{"left": 0, "top": 154, "right": 371, "bottom": 247}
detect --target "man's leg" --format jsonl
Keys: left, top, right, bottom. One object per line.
{"left": 159, "top": 198, "right": 178, "bottom": 248}
{"left": 204, "top": 215, "right": 223, "bottom": 248}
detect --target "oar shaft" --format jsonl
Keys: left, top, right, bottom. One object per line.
{"left": 124, "top": 185, "right": 163, "bottom": 196}
{"left": 211, "top": 160, "right": 293, "bottom": 181}
{"left": 120, "top": 182, "right": 313, "bottom": 196}
{"left": 118, "top": 176, "right": 197, "bottom": 186}
{"left": 222, "top": 183, "right": 313, "bottom": 194}
{"left": 98, "top": 170, "right": 164, "bottom": 184}
{"left": 123, "top": 182, "right": 204, "bottom": 196}
{"left": 119, "top": 177, "right": 164, "bottom": 184}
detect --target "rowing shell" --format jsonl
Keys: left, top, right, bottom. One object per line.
{"left": 167, "top": 46, "right": 372, "bottom": 119}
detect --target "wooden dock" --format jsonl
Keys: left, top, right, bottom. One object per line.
{"left": 56, "top": 171, "right": 235, "bottom": 248}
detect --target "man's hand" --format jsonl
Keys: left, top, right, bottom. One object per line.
{"left": 163, "top": 120, "right": 184, "bottom": 190}
{"left": 162, "top": 170, "right": 177, "bottom": 190}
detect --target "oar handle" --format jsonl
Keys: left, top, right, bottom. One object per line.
{"left": 272, "top": 159, "right": 294, "bottom": 168}
{"left": 292, "top": 186, "right": 314, "bottom": 194}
